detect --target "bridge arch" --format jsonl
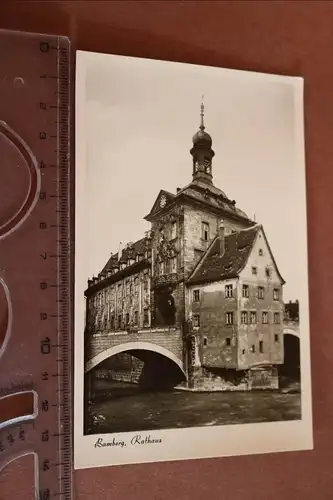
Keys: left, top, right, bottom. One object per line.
{"left": 283, "top": 326, "right": 300, "bottom": 338}
{"left": 85, "top": 341, "right": 186, "bottom": 378}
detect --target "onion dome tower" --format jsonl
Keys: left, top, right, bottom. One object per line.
{"left": 190, "top": 99, "right": 215, "bottom": 185}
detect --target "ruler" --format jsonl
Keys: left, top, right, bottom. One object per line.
{"left": 0, "top": 30, "right": 72, "bottom": 499}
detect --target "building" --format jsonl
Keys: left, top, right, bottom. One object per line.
{"left": 85, "top": 103, "right": 285, "bottom": 391}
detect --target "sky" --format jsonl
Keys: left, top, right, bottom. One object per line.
{"left": 78, "top": 51, "right": 307, "bottom": 302}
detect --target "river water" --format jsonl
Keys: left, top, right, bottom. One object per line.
{"left": 86, "top": 379, "right": 301, "bottom": 435}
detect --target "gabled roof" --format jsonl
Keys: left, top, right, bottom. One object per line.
{"left": 102, "top": 236, "right": 150, "bottom": 273}
{"left": 187, "top": 225, "right": 261, "bottom": 285}
{"left": 187, "top": 223, "right": 286, "bottom": 286}
{"left": 144, "top": 189, "right": 176, "bottom": 221}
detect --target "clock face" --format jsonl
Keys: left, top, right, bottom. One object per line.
{"left": 159, "top": 195, "right": 167, "bottom": 208}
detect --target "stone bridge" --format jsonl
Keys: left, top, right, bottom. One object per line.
{"left": 85, "top": 327, "right": 185, "bottom": 376}
{"left": 283, "top": 320, "right": 300, "bottom": 338}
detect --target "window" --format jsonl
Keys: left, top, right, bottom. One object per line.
{"left": 144, "top": 277, "right": 149, "bottom": 291}
{"left": 262, "top": 311, "right": 268, "bottom": 324}
{"left": 274, "top": 312, "right": 280, "bottom": 324}
{"left": 258, "top": 286, "right": 264, "bottom": 299}
{"left": 134, "top": 311, "right": 138, "bottom": 325}
{"left": 273, "top": 288, "right": 279, "bottom": 300}
{"left": 111, "top": 316, "right": 115, "bottom": 329}
{"left": 225, "top": 284, "right": 233, "bottom": 298}
{"left": 160, "top": 261, "right": 165, "bottom": 275}
{"left": 225, "top": 338, "right": 231, "bottom": 346}
{"left": 250, "top": 311, "right": 257, "bottom": 324}
{"left": 242, "top": 348, "right": 246, "bottom": 355}
{"left": 171, "top": 221, "right": 177, "bottom": 239}
{"left": 259, "top": 248, "right": 263, "bottom": 256}
{"left": 126, "top": 313, "right": 129, "bottom": 325}
{"left": 171, "top": 256, "right": 177, "bottom": 273}
{"left": 143, "top": 308, "right": 149, "bottom": 325}
{"left": 241, "top": 311, "right": 248, "bottom": 324}
{"left": 242, "top": 284, "right": 249, "bottom": 298}
{"left": 203, "top": 337, "right": 207, "bottom": 346}
{"left": 259, "top": 340, "right": 264, "bottom": 353}
{"left": 265, "top": 267, "right": 271, "bottom": 278}
{"left": 274, "top": 334, "right": 279, "bottom": 343}
{"left": 226, "top": 312, "right": 234, "bottom": 325}
{"left": 130, "top": 283, "right": 133, "bottom": 294}
{"left": 251, "top": 345, "right": 256, "bottom": 353}
{"left": 193, "top": 289, "right": 200, "bottom": 302}
{"left": 202, "top": 222, "right": 210, "bottom": 241}
{"left": 118, "top": 314, "right": 122, "bottom": 328}
{"left": 193, "top": 314, "right": 200, "bottom": 327}
{"left": 252, "top": 266, "right": 258, "bottom": 275}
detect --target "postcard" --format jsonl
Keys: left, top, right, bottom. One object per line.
{"left": 74, "top": 50, "right": 313, "bottom": 469}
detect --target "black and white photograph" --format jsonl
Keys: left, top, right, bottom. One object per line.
{"left": 74, "top": 51, "right": 313, "bottom": 469}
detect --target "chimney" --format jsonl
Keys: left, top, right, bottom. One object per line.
{"left": 219, "top": 220, "right": 225, "bottom": 255}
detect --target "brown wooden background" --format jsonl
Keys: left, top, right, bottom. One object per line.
{"left": 1, "top": 1, "right": 333, "bottom": 499}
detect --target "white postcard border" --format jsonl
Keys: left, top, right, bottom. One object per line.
{"left": 74, "top": 50, "right": 313, "bottom": 470}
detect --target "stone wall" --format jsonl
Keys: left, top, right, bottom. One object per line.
{"left": 189, "top": 365, "right": 278, "bottom": 391}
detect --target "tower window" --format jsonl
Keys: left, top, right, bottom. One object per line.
{"left": 274, "top": 312, "right": 280, "bottom": 324}
{"left": 259, "top": 341, "right": 264, "bottom": 353}
{"left": 262, "top": 312, "right": 268, "bottom": 324}
{"left": 193, "top": 314, "right": 200, "bottom": 327}
{"left": 242, "top": 284, "right": 249, "bottom": 298}
{"left": 171, "top": 222, "right": 177, "bottom": 240}
{"left": 203, "top": 337, "right": 208, "bottom": 346}
{"left": 143, "top": 308, "right": 149, "bottom": 325}
{"left": 118, "top": 314, "right": 122, "bottom": 328}
{"left": 241, "top": 311, "right": 248, "bottom": 324}
{"left": 258, "top": 286, "right": 264, "bottom": 299}
{"left": 193, "top": 289, "right": 200, "bottom": 302}
{"left": 126, "top": 313, "right": 130, "bottom": 325}
{"left": 171, "top": 256, "right": 177, "bottom": 273}
{"left": 252, "top": 266, "right": 258, "bottom": 275}
{"left": 134, "top": 311, "right": 138, "bottom": 325}
{"left": 225, "top": 284, "right": 233, "bottom": 297}
{"left": 202, "top": 222, "right": 210, "bottom": 241}
{"left": 225, "top": 338, "right": 231, "bottom": 346}
{"left": 226, "top": 312, "right": 234, "bottom": 325}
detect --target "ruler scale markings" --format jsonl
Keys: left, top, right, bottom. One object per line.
{"left": 0, "top": 31, "right": 72, "bottom": 500}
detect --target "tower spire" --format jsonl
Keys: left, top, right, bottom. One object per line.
{"left": 200, "top": 95, "right": 205, "bottom": 130}
{"left": 190, "top": 97, "right": 215, "bottom": 185}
